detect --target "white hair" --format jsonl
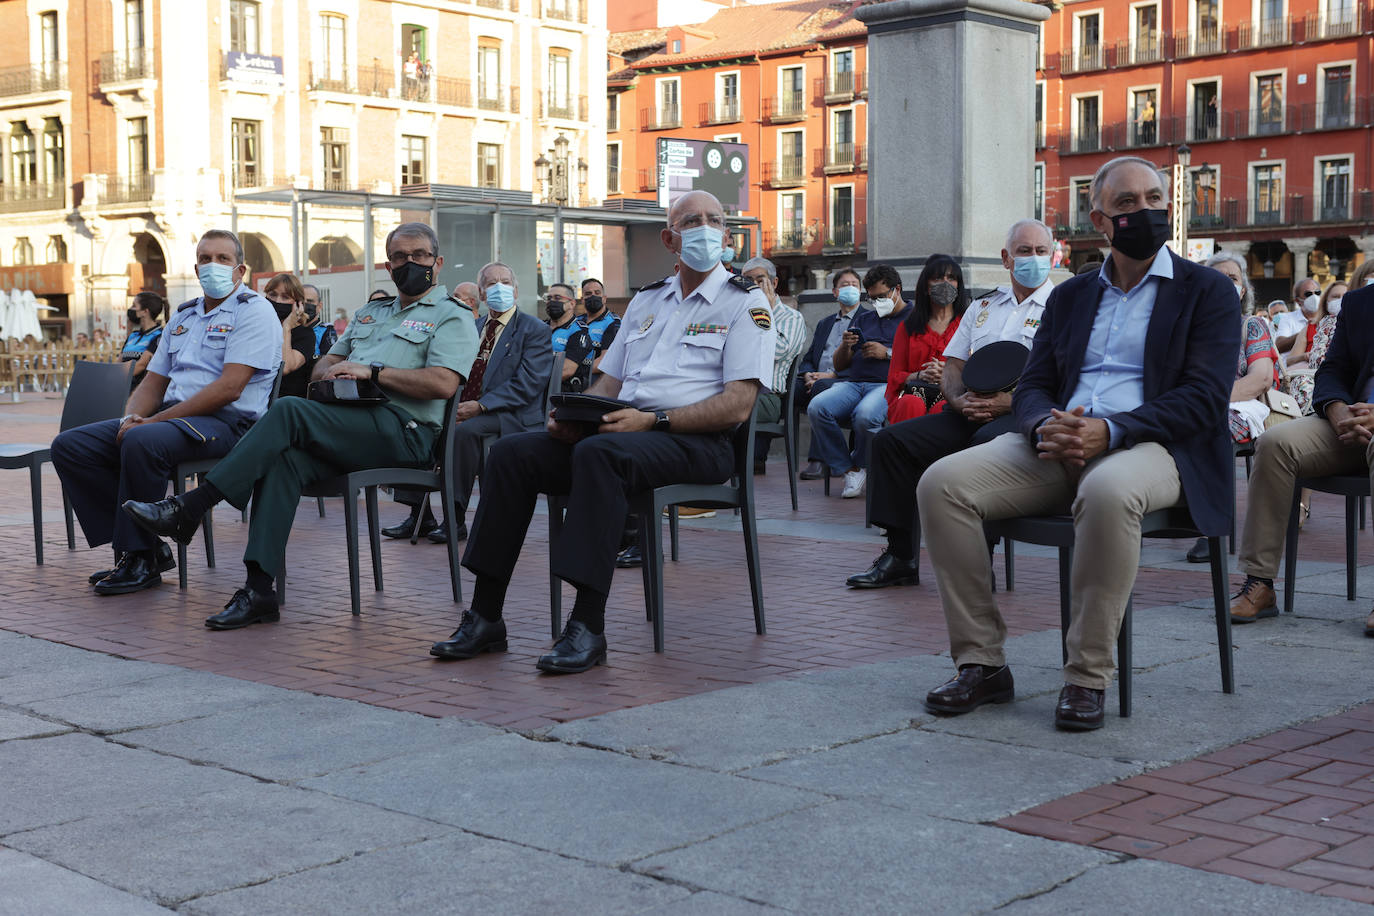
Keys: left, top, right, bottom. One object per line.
{"left": 1089, "top": 156, "right": 1168, "bottom": 209}
{"left": 1004, "top": 219, "right": 1054, "bottom": 253}
{"left": 740, "top": 257, "right": 777, "bottom": 280}
{"left": 1205, "top": 251, "right": 1253, "bottom": 315}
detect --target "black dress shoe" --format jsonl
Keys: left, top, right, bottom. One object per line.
{"left": 924, "top": 665, "right": 1014, "bottom": 715}
{"left": 536, "top": 620, "right": 607, "bottom": 674}
{"left": 92, "top": 551, "right": 165, "bottom": 596}
{"left": 1055, "top": 684, "right": 1106, "bottom": 731}
{"left": 1185, "top": 537, "right": 1210, "bottom": 563}
{"left": 846, "top": 552, "right": 919, "bottom": 589}
{"left": 205, "top": 588, "right": 280, "bottom": 630}
{"left": 122, "top": 496, "right": 201, "bottom": 545}
{"left": 424, "top": 522, "right": 467, "bottom": 545}
{"left": 382, "top": 505, "right": 439, "bottom": 540}
{"left": 429, "top": 611, "right": 508, "bottom": 659}
{"left": 615, "top": 544, "right": 643, "bottom": 568}
{"left": 799, "top": 460, "right": 827, "bottom": 480}
{"left": 89, "top": 542, "right": 175, "bottom": 585}
{"left": 753, "top": 459, "right": 767, "bottom": 476}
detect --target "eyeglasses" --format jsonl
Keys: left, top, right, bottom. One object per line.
{"left": 387, "top": 249, "right": 436, "bottom": 268}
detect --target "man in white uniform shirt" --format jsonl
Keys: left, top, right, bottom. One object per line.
{"left": 846, "top": 219, "right": 1056, "bottom": 589}
{"left": 429, "top": 190, "right": 774, "bottom": 673}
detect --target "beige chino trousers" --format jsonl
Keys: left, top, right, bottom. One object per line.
{"left": 1238, "top": 414, "right": 1374, "bottom": 580}
{"left": 918, "top": 433, "right": 1183, "bottom": 690}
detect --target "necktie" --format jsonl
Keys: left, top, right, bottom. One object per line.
{"left": 461, "top": 317, "right": 501, "bottom": 403}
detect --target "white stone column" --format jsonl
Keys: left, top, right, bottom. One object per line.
{"left": 857, "top": 0, "right": 1050, "bottom": 289}
{"left": 1284, "top": 236, "right": 1318, "bottom": 284}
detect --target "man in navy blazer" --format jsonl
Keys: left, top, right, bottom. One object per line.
{"left": 386, "top": 261, "right": 553, "bottom": 542}
{"left": 1231, "top": 278, "right": 1374, "bottom": 630}
{"left": 795, "top": 268, "right": 864, "bottom": 479}
{"left": 916, "top": 156, "right": 1238, "bottom": 731}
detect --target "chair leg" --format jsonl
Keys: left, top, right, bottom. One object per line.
{"left": 1004, "top": 538, "right": 1014, "bottom": 591}
{"left": 317, "top": 496, "right": 326, "bottom": 518}
{"left": 63, "top": 487, "right": 75, "bottom": 551}
{"left": 174, "top": 472, "right": 189, "bottom": 590}
{"left": 365, "top": 486, "right": 383, "bottom": 593}
{"left": 668, "top": 506, "right": 680, "bottom": 562}
{"left": 1362, "top": 494, "right": 1367, "bottom": 531}
{"left": 1283, "top": 486, "right": 1301, "bottom": 614}
{"left": 1345, "top": 494, "right": 1359, "bottom": 602}
{"left": 343, "top": 487, "right": 362, "bottom": 616}
{"left": 548, "top": 497, "right": 563, "bottom": 640}
{"left": 445, "top": 489, "right": 462, "bottom": 607}
{"left": 28, "top": 460, "right": 43, "bottom": 565}
{"left": 1058, "top": 546, "right": 1072, "bottom": 666}
{"left": 276, "top": 568, "right": 286, "bottom": 605}
{"left": 638, "top": 523, "right": 654, "bottom": 623}
{"left": 645, "top": 502, "right": 667, "bottom": 651}
{"left": 410, "top": 493, "right": 431, "bottom": 545}
{"left": 741, "top": 496, "right": 765, "bottom": 635}
{"left": 201, "top": 511, "right": 216, "bottom": 569}
{"left": 784, "top": 425, "right": 798, "bottom": 512}
{"left": 1209, "top": 535, "right": 1234, "bottom": 694}
{"left": 1118, "top": 598, "right": 1132, "bottom": 718}
{"left": 823, "top": 473, "right": 830, "bottom": 496}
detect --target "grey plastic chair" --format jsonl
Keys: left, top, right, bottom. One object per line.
{"left": 1283, "top": 473, "right": 1369, "bottom": 614}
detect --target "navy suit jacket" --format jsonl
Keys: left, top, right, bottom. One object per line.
{"left": 474, "top": 309, "right": 554, "bottom": 435}
{"left": 1014, "top": 250, "right": 1240, "bottom": 536}
{"left": 1312, "top": 283, "right": 1374, "bottom": 417}
{"left": 800, "top": 310, "right": 847, "bottom": 376}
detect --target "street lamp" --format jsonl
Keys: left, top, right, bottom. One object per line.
{"left": 535, "top": 133, "right": 589, "bottom": 284}
{"left": 1172, "top": 143, "right": 1192, "bottom": 256}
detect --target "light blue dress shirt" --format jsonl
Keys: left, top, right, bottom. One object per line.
{"left": 1066, "top": 246, "right": 1174, "bottom": 447}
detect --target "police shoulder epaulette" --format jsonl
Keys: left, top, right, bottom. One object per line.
{"left": 729, "top": 275, "right": 757, "bottom": 293}
{"left": 236, "top": 290, "right": 255, "bottom": 303}
{"left": 176, "top": 298, "right": 200, "bottom": 312}
{"left": 640, "top": 276, "right": 671, "bottom": 291}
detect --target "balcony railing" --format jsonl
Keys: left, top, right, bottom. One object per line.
{"left": 636, "top": 168, "right": 657, "bottom": 192}
{"left": 1172, "top": 28, "right": 1225, "bottom": 58}
{"left": 764, "top": 229, "right": 808, "bottom": 254}
{"left": 817, "top": 143, "right": 866, "bottom": 173}
{"left": 824, "top": 224, "right": 863, "bottom": 252}
{"left": 543, "top": 0, "right": 586, "bottom": 22}
{"left": 308, "top": 63, "right": 396, "bottom": 98}
{"left": 641, "top": 105, "right": 681, "bottom": 130}
{"left": 701, "top": 99, "right": 741, "bottom": 125}
{"left": 434, "top": 76, "right": 471, "bottom": 107}
{"left": 1058, "top": 44, "right": 1104, "bottom": 75}
{"left": 1238, "top": 16, "right": 1291, "bottom": 48}
{"left": 1306, "top": 8, "right": 1360, "bottom": 38}
{"left": 0, "top": 182, "right": 64, "bottom": 213}
{"left": 761, "top": 155, "right": 806, "bottom": 188}
{"left": 540, "top": 90, "right": 587, "bottom": 120}
{"left": 102, "top": 172, "right": 153, "bottom": 205}
{"left": 1122, "top": 36, "right": 1161, "bottom": 65}
{"left": 1187, "top": 192, "right": 1374, "bottom": 231}
{"left": 321, "top": 176, "right": 350, "bottom": 192}
{"left": 98, "top": 48, "right": 154, "bottom": 84}
{"left": 0, "top": 62, "right": 66, "bottom": 98}
{"left": 821, "top": 70, "right": 866, "bottom": 102}
{"left": 763, "top": 94, "right": 806, "bottom": 123}
{"left": 478, "top": 86, "right": 519, "bottom": 113}
{"left": 476, "top": 0, "right": 518, "bottom": 10}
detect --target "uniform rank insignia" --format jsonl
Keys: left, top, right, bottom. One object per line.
{"left": 729, "top": 275, "right": 757, "bottom": 292}
{"left": 975, "top": 310, "right": 989, "bottom": 327}
{"left": 685, "top": 323, "right": 728, "bottom": 336}
{"left": 208, "top": 324, "right": 234, "bottom": 334}
{"left": 171, "top": 324, "right": 189, "bottom": 335}
{"left": 357, "top": 315, "right": 376, "bottom": 324}
{"left": 1023, "top": 317, "right": 1041, "bottom": 329}
{"left": 749, "top": 307, "right": 772, "bottom": 330}
{"left": 400, "top": 319, "right": 435, "bottom": 333}
{"left": 640, "top": 315, "right": 655, "bottom": 332}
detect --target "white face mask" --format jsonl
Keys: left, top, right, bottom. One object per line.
{"left": 1366, "top": 278, "right": 1374, "bottom": 287}
{"left": 1328, "top": 297, "right": 1343, "bottom": 317}
{"left": 1233, "top": 282, "right": 1245, "bottom": 300}
{"left": 872, "top": 296, "right": 896, "bottom": 318}
{"left": 1301, "top": 293, "right": 1321, "bottom": 314}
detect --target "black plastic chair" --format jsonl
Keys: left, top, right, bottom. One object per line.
{"left": 0, "top": 360, "right": 137, "bottom": 565}
{"left": 279, "top": 395, "right": 463, "bottom": 615}
{"left": 547, "top": 405, "right": 765, "bottom": 652}
{"left": 172, "top": 363, "right": 284, "bottom": 589}
{"left": 1283, "top": 473, "right": 1370, "bottom": 615}
{"left": 754, "top": 354, "right": 803, "bottom": 511}
{"left": 986, "top": 506, "right": 1234, "bottom": 717}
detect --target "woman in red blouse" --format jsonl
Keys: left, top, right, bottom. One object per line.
{"left": 885, "top": 254, "right": 967, "bottom": 424}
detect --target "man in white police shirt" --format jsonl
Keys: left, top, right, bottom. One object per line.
{"left": 431, "top": 190, "right": 774, "bottom": 673}
{"left": 51, "top": 229, "right": 281, "bottom": 595}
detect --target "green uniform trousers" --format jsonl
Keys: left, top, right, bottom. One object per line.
{"left": 206, "top": 397, "right": 436, "bottom": 576}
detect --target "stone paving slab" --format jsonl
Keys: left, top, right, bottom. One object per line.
{"left": 637, "top": 891, "right": 784, "bottom": 914}
{"left": 0, "top": 637, "right": 172, "bottom": 703}
{"left": 997, "top": 858, "right": 1371, "bottom": 914}
{"left": 0, "top": 709, "right": 71, "bottom": 741}
{"left": 123, "top": 693, "right": 500, "bottom": 780}
{"left": 634, "top": 799, "right": 1112, "bottom": 914}
{"left": 740, "top": 730, "right": 1139, "bottom": 823}
{"left": 303, "top": 732, "right": 825, "bottom": 866}
{"left": 6, "top": 783, "right": 449, "bottom": 907}
{"left": 0, "top": 847, "right": 173, "bottom": 915}
{"left": 180, "top": 830, "right": 690, "bottom": 916}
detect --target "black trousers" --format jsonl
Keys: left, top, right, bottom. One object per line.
{"left": 51, "top": 414, "right": 244, "bottom": 553}
{"left": 463, "top": 429, "right": 734, "bottom": 597}
{"left": 867, "top": 410, "right": 1019, "bottom": 536}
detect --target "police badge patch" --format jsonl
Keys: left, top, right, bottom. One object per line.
{"left": 749, "top": 307, "right": 771, "bottom": 330}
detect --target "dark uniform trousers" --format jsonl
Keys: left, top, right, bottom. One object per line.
{"left": 204, "top": 398, "right": 435, "bottom": 576}
{"left": 395, "top": 412, "right": 503, "bottom": 519}
{"left": 867, "top": 409, "right": 1018, "bottom": 535}
{"left": 51, "top": 413, "right": 246, "bottom": 553}
{"left": 463, "top": 429, "right": 734, "bottom": 596}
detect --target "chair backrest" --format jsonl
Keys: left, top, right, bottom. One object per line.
{"left": 546, "top": 359, "right": 562, "bottom": 409}
{"left": 267, "top": 360, "right": 284, "bottom": 407}
{"left": 60, "top": 360, "right": 138, "bottom": 431}
{"left": 435, "top": 392, "right": 462, "bottom": 473}
{"left": 778, "top": 352, "right": 803, "bottom": 425}
{"left": 732, "top": 399, "right": 763, "bottom": 502}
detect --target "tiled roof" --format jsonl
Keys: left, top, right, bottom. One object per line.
{"left": 629, "top": 0, "right": 866, "bottom": 69}
{"left": 608, "top": 27, "right": 671, "bottom": 56}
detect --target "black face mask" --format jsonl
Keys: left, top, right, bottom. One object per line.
{"left": 546, "top": 299, "right": 566, "bottom": 320}
{"left": 269, "top": 299, "right": 295, "bottom": 321}
{"left": 583, "top": 295, "right": 604, "bottom": 316}
{"left": 126, "top": 308, "right": 140, "bottom": 324}
{"left": 1105, "top": 207, "right": 1170, "bottom": 262}
{"left": 303, "top": 302, "right": 318, "bottom": 321}
{"left": 391, "top": 261, "right": 434, "bottom": 297}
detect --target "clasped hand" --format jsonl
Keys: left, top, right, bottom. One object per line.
{"left": 323, "top": 360, "right": 372, "bottom": 381}
{"left": 547, "top": 407, "right": 655, "bottom": 444}
{"left": 960, "top": 390, "right": 1012, "bottom": 423}
{"left": 1036, "top": 406, "right": 1110, "bottom": 467}
{"left": 1333, "top": 403, "right": 1374, "bottom": 446}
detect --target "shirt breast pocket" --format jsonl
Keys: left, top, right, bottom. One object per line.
{"left": 165, "top": 329, "right": 189, "bottom": 354}
{"left": 675, "top": 334, "right": 725, "bottom": 370}
{"left": 387, "top": 325, "right": 431, "bottom": 366}
{"left": 204, "top": 333, "right": 229, "bottom": 350}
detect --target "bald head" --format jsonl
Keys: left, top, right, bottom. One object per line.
{"left": 454, "top": 281, "right": 479, "bottom": 316}
{"left": 667, "top": 190, "right": 725, "bottom": 232}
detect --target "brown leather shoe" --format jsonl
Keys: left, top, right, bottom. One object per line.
{"left": 924, "top": 665, "right": 1014, "bottom": 715}
{"left": 1230, "top": 577, "right": 1278, "bottom": 624}
{"left": 1055, "top": 684, "right": 1105, "bottom": 731}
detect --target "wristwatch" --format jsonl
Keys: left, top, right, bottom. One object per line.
{"left": 653, "top": 410, "right": 671, "bottom": 432}
{"left": 369, "top": 362, "right": 384, "bottom": 386}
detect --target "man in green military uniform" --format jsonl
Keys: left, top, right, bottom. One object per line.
{"left": 123, "top": 222, "right": 478, "bottom": 629}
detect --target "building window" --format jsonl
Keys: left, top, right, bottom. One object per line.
{"left": 1195, "top": 0, "right": 1221, "bottom": 52}
{"left": 716, "top": 72, "right": 739, "bottom": 121}
{"left": 39, "top": 11, "right": 59, "bottom": 65}
{"left": 477, "top": 142, "right": 501, "bottom": 188}
{"left": 1253, "top": 163, "right": 1282, "bottom": 224}
{"left": 46, "top": 234, "right": 67, "bottom": 262}
{"left": 607, "top": 94, "right": 618, "bottom": 130}
{"left": 229, "top": 0, "right": 260, "bottom": 54}
{"left": 831, "top": 186, "right": 853, "bottom": 247}
{"left": 1073, "top": 179, "right": 1093, "bottom": 229}
{"left": 128, "top": 116, "right": 148, "bottom": 177}
{"left": 831, "top": 48, "right": 855, "bottom": 95}
{"left": 606, "top": 143, "right": 620, "bottom": 193}
{"left": 1320, "top": 157, "right": 1350, "bottom": 221}
{"left": 1033, "top": 163, "right": 1044, "bottom": 221}
{"left": 780, "top": 65, "right": 803, "bottom": 112}
{"left": 1076, "top": 13, "right": 1101, "bottom": 68}
{"left": 1192, "top": 80, "right": 1219, "bottom": 140}
{"left": 125, "top": 0, "right": 145, "bottom": 55}
{"left": 42, "top": 118, "right": 63, "bottom": 185}
{"left": 319, "top": 14, "right": 347, "bottom": 86}
{"left": 1255, "top": 74, "right": 1283, "bottom": 135}
{"left": 780, "top": 191, "right": 804, "bottom": 247}
{"left": 657, "top": 78, "right": 679, "bottom": 126}
{"left": 477, "top": 42, "right": 502, "bottom": 108}
{"left": 1258, "top": 0, "right": 1284, "bottom": 42}
{"left": 547, "top": 50, "right": 571, "bottom": 117}
{"left": 779, "top": 130, "right": 803, "bottom": 180}
{"left": 10, "top": 123, "right": 36, "bottom": 186}
{"left": 1325, "top": 0, "right": 1356, "bottom": 34}
{"left": 1035, "top": 82, "right": 1044, "bottom": 146}
{"left": 1075, "top": 95, "right": 1100, "bottom": 152}
{"left": 1322, "top": 65, "right": 1352, "bottom": 128}
{"left": 1131, "top": 89, "right": 1158, "bottom": 146}
{"left": 321, "top": 127, "right": 348, "bottom": 190}
{"left": 1133, "top": 4, "right": 1159, "bottom": 62}
{"left": 1190, "top": 166, "right": 1218, "bottom": 220}
{"left": 13, "top": 238, "right": 34, "bottom": 265}
{"left": 671, "top": 39, "right": 681, "bottom": 53}
{"left": 401, "top": 135, "right": 427, "bottom": 186}
{"left": 231, "top": 119, "right": 259, "bottom": 187}
{"left": 833, "top": 109, "right": 854, "bottom": 164}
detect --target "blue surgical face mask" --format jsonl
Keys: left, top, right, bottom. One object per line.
{"left": 198, "top": 262, "right": 239, "bottom": 300}
{"left": 720, "top": 246, "right": 735, "bottom": 263}
{"left": 1012, "top": 254, "right": 1052, "bottom": 289}
{"left": 485, "top": 282, "right": 515, "bottom": 313}
{"left": 836, "top": 286, "right": 861, "bottom": 307}
{"left": 675, "top": 225, "right": 725, "bottom": 273}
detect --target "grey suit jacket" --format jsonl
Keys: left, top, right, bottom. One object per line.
{"left": 475, "top": 310, "right": 554, "bottom": 435}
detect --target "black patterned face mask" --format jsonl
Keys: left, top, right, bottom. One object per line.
{"left": 1106, "top": 208, "right": 1170, "bottom": 261}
